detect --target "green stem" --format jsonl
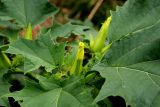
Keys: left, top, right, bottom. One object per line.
{"left": 0, "top": 51, "right": 11, "bottom": 68}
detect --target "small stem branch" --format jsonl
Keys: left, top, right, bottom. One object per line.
{"left": 87, "top": 0, "right": 104, "bottom": 21}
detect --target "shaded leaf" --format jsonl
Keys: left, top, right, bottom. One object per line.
{"left": 51, "top": 23, "right": 97, "bottom": 40}
{"left": 5, "top": 76, "right": 97, "bottom": 107}
{"left": 108, "top": 0, "right": 160, "bottom": 42}
{"left": 92, "top": 0, "right": 160, "bottom": 106}
{"left": 93, "top": 64, "right": 160, "bottom": 107}
{"left": 0, "top": 69, "right": 10, "bottom": 107}
{"left": 105, "top": 19, "right": 160, "bottom": 66}
{"left": 6, "top": 33, "right": 65, "bottom": 72}
{"left": 0, "top": 19, "right": 19, "bottom": 29}
{"left": 1, "top": 0, "right": 58, "bottom": 27}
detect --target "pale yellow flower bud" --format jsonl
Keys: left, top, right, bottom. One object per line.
{"left": 92, "top": 16, "right": 112, "bottom": 52}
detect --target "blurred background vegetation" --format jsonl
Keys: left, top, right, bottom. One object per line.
{"left": 49, "top": 0, "right": 127, "bottom": 28}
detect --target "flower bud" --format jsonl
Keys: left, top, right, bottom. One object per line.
{"left": 92, "top": 16, "right": 111, "bottom": 52}
{"left": 70, "top": 42, "right": 84, "bottom": 75}
{"left": 24, "top": 23, "right": 32, "bottom": 40}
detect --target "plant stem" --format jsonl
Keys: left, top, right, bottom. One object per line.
{"left": 87, "top": 0, "right": 104, "bottom": 20}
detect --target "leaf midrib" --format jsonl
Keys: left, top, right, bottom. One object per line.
{"left": 118, "top": 67, "right": 160, "bottom": 88}
{"left": 123, "top": 18, "right": 160, "bottom": 39}
{"left": 23, "top": 0, "right": 28, "bottom": 26}
{"left": 9, "top": 42, "right": 54, "bottom": 67}
{"left": 110, "top": 3, "right": 160, "bottom": 42}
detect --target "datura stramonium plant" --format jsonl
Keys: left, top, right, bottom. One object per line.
{"left": 22, "top": 17, "right": 112, "bottom": 76}
{"left": 70, "top": 16, "right": 112, "bottom": 75}
{"left": 90, "top": 16, "right": 112, "bottom": 53}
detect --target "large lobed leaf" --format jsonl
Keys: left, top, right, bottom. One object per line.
{"left": 0, "top": 0, "right": 58, "bottom": 27}
{"left": 93, "top": 65, "right": 160, "bottom": 107}
{"left": 4, "top": 76, "right": 97, "bottom": 107}
{"left": 0, "top": 69, "right": 10, "bottom": 107}
{"left": 51, "top": 22, "right": 97, "bottom": 40}
{"left": 6, "top": 33, "right": 65, "bottom": 72}
{"left": 0, "top": 19, "right": 19, "bottom": 29}
{"left": 0, "top": 80, "right": 10, "bottom": 107}
{"left": 93, "top": 0, "right": 160, "bottom": 107}
{"left": 108, "top": 0, "right": 160, "bottom": 42}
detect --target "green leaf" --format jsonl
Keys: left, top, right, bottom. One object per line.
{"left": 0, "top": 69, "right": 10, "bottom": 107}
{"left": 6, "top": 33, "right": 65, "bottom": 73}
{"left": 0, "top": 19, "right": 19, "bottom": 29}
{"left": 0, "top": 28, "right": 19, "bottom": 43}
{"left": 93, "top": 65, "right": 160, "bottom": 107}
{"left": 108, "top": 0, "right": 160, "bottom": 42}
{"left": 92, "top": 0, "right": 160, "bottom": 106}
{"left": 0, "top": 37, "right": 4, "bottom": 48}
{"left": 0, "top": 49, "right": 10, "bottom": 106}
{"left": 105, "top": 19, "right": 160, "bottom": 66}
{"left": 51, "top": 22, "right": 95, "bottom": 40}
{"left": 1, "top": 0, "right": 58, "bottom": 27}
{"left": 5, "top": 76, "right": 97, "bottom": 107}
{"left": 64, "top": 43, "right": 78, "bottom": 67}
{"left": 11, "top": 54, "right": 24, "bottom": 71}
{"left": 0, "top": 50, "right": 11, "bottom": 68}
{"left": 0, "top": 82, "right": 10, "bottom": 107}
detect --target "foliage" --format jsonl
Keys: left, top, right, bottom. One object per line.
{"left": 0, "top": 0, "right": 160, "bottom": 107}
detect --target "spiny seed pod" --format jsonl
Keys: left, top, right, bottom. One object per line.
{"left": 92, "top": 16, "right": 112, "bottom": 52}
